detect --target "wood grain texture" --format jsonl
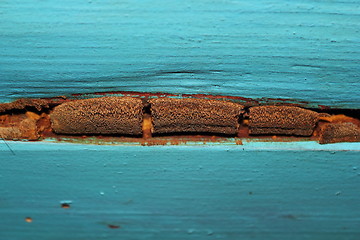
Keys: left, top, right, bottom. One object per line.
{"left": 1, "top": 1, "right": 360, "bottom": 239}
{"left": 0, "top": 143, "right": 360, "bottom": 240}
{"left": 0, "top": 0, "right": 359, "bottom": 108}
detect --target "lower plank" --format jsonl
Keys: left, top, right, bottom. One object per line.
{"left": 0, "top": 143, "right": 359, "bottom": 240}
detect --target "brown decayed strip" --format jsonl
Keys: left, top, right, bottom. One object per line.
{"left": 150, "top": 98, "right": 244, "bottom": 135}
{"left": 249, "top": 106, "right": 319, "bottom": 136}
{"left": 50, "top": 97, "right": 143, "bottom": 135}
{"left": 1, "top": 92, "right": 360, "bottom": 144}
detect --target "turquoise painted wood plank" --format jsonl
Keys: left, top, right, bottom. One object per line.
{"left": 0, "top": 142, "right": 360, "bottom": 240}
{"left": 0, "top": 0, "right": 359, "bottom": 108}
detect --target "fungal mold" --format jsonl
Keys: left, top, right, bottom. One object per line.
{"left": 0, "top": 91, "right": 359, "bottom": 145}
{"left": 249, "top": 106, "right": 319, "bottom": 136}
{"left": 150, "top": 98, "right": 243, "bottom": 135}
{"left": 50, "top": 97, "right": 143, "bottom": 136}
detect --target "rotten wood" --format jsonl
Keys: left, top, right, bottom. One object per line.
{"left": 1, "top": 92, "right": 359, "bottom": 145}
{"left": 248, "top": 106, "right": 319, "bottom": 136}
{"left": 150, "top": 98, "right": 243, "bottom": 135}
{"left": 50, "top": 97, "right": 143, "bottom": 136}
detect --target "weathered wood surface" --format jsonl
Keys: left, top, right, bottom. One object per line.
{"left": 0, "top": 142, "right": 360, "bottom": 240}
{"left": 0, "top": 0, "right": 359, "bottom": 108}
{"left": 1, "top": 1, "right": 360, "bottom": 239}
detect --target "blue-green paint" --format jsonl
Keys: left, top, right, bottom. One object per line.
{"left": 0, "top": 0, "right": 359, "bottom": 108}
{"left": 1, "top": 0, "right": 360, "bottom": 239}
{"left": 1, "top": 142, "right": 360, "bottom": 240}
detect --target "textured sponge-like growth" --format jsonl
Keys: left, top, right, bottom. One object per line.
{"left": 319, "top": 122, "right": 360, "bottom": 144}
{"left": 249, "top": 106, "right": 319, "bottom": 136}
{"left": 50, "top": 97, "right": 143, "bottom": 135}
{"left": 150, "top": 98, "right": 243, "bottom": 135}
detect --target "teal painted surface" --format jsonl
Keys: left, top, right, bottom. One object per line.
{"left": 0, "top": 0, "right": 360, "bottom": 108}
{"left": 1, "top": 0, "right": 360, "bottom": 239}
{"left": 1, "top": 142, "right": 360, "bottom": 240}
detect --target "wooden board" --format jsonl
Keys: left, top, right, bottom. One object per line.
{"left": 1, "top": 0, "right": 360, "bottom": 239}
{"left": 1, "top": 142, "right": 360, "bottom": 240}
{"left": 0, "top": 0, "right": 359, "bottom": 108}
